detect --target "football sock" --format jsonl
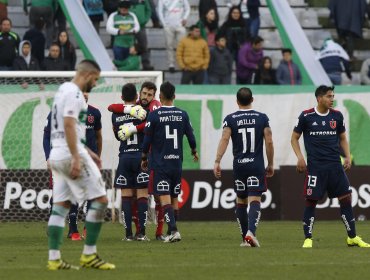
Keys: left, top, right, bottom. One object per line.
{"left": 163, "top": 204, "right": 177, "bottom": 232}
{"left": 137, "top": 197, "right": 148, "bottom": 235}
{"left": 248, "top": 201, "right": 261, "bottom": 236}
{"left": 155, "top": 204, "right": 164, "bottom": 236}
{"left": 303, "top": 199, "right": 317, "bottom": 238}
{"left": 174, "top": 209, "right": 179, "bottom": 221}
{"left": 84, "top": 201, "right": 107, "bottom": 248}
{"left": 68, "top": 203, "right": 79, "bottom": 233}
{"left": 236, "top": 203, "right": 248, "bottom": 239}
{"left": 121, "top": 196, "right": 133, "bottom": 237}
{"left": 339, "top": 196, "right": 356, "bottom": 238}
{"left": 48, "top": 204, "right": 69, "bottom": 259}
{"left": 132, "top": 199, "right": 140, "bottom": 234}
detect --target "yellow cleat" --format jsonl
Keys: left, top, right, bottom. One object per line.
{"left": 347, "top": 236, "right": 370, "bottom": 248}
{"left": 302, "top": 238, "right": 313, "bottom": 248}
{"left": 47, "top": 259, "right": 79, "bottom": 270}
{"left": 80, "top": 253, "right": 116, "bottom": 270}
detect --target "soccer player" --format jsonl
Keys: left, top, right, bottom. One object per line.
{"left": 213, "top": 87, "right": 274, "bottom": 247}
{"left": 291, "top": 85, "right": 370, "bottom": 248}
{"left": 141, "top": 81, "right": 199, "bottom": 243}
{"left": 47, "top": 59, "right": 115, "bottom": 270}
{"left": 111, "top": 83, "right": 150, "bottom": 241}
{"left": 43, "top": 92, "right": 102, "bottom": 241}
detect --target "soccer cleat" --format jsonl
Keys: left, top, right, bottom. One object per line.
{"left": 240, "top": 240, "right": 251, "bottom": 247}
{"left": 156, "top": 234, "right": 166, "bottom": 241}
{"left": 80, "top": 253, "right": 115, "bottom": 270}
{"left": 163, "top": 231, "right": 181, "bottom": 243}
{"left": 347, "top": 236, "right": 370, "bottom": 248}
{"left": 136, "top": 234, "right": 150, "bottom": 241}
{"left": 71, "top": 232, "right": 83, "bottom": 241}
{"left": 122, "top": 235, "right": 134, "bottom": 241}
{"left": 245, "top": 230, "right": 260, "bottom": 247}
{"left": 47, "top": 259, "right": 79, "bottom": 271}
{"left": 302, "top": 238, "right": 313, "bottom": 248}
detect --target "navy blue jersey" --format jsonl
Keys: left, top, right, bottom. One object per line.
{"left": 223, "top": 109, "right": 269, "bottom": 172}
{"left": 142, "top": 106, "right": 196, "bottom": 170}
{"left": 43, "top": 104, "right": 102, "bottom": 159}
{"left": 294, "top": 107, "right": 345, "bottom": 170}
{"left": 112, "top": 112, "right": 144, "bottom": 157}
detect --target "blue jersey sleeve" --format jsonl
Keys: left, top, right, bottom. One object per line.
{"left": 263, "top": 114, "right": 270, "bottom": 129}
{"left": 95, "top": 109, "right": 102, "bottom": 131}
{"left": 142, "top": 111, "right": 156, "bottom": 154}
{"left": 293, "top": 112, "right": 305, "bottom": 134}
{"left": 111, "top": 113, "right": 120, "bottom": 141}
{"left": 43, "top": 112, "right": 51, "bottom": 160}
{"left": 184, "top": 111, "right": 196, "bottom": 150}
{"left": 337, "top": 111, "right": 346, "bottom": 135}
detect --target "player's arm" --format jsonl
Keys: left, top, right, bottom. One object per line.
{"left": 86, "top": 147, "right": 102, "bottom": 170}
{"left": 184, "top": 112, "right": 198, "bottom": 161}
{"left": 96, "top": 128, "right": 102, "bottom": 158}
{"left": 141, "top": 115, "right": 155, "bottom": 171}
{"left": 339, "top": 132, "right": 351, "bottom": 171}
{"left": 64, "top": 117, "right": 81, "bottom": 179}
{"left": 214, "top": 127, "right": 232, "bottom": 179}
{"left": 291, "top": 131, "right": 306, "bottom": 173}
{"left": 107, "top": 103, "right": 146, "bottom": 120}
{"left": 264, "top": 127, "right": 274, "bottom": 177}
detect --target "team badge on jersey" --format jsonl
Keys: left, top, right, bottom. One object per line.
{"left": 87, "top": 115, "right": 95, "bottom": 123}
{"left": 329, "top": 120, "right": 336, "bottom": 129}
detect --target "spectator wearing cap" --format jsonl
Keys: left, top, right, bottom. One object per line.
{"left": 276, "top": 48, "right": 302, "bottom": 85}
{"left": 0, "top": 18, "right": 20, "bottom": 71}
{"left": 106, "top": 0, "right": 140, "bottom": 62}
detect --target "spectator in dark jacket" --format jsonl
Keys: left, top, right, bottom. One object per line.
{"left": 199, "top": 0, "right": 218, "bottom": 21}
{"left": 0, "top": 18, "right": 20, "bottom": 70}
{"left": 41, "top": 42, "right": 69, "bottom": 71}
{"left": 23, "top": 17, "right": 46, "bottom": 64}
{"left": 197, "top": 8, "right": 219, "bottom": 48}
{"left": 236, "top": 35, "right": 264, "bottom": 84}
{"left": 208, "top": 33, "right": 233, "bottom": 84}
{"left": 255, "top": 56, "right": 277, "bottom": 85}
{"left": 239, "top": 0, "right": 261, "bottom": 39}
{"left": 56, "top": 30, "right": 76, "bottom": 70}
{"left": 276, "top": 48, "right": 302, "bottom": 85}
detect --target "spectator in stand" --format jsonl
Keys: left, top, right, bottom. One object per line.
{"left": 103, "top": 0, "right": 119, "bottom": 47}
{"left": 0, "top": 18, "right": 20, "bottom": 71}
{"left": 276, "top": 48, "right": 302, "bottom": 85}
{"left": 236, "top": 35, "right": 264, "bottom": 84}
{"left": 176, "top": 25, "right": 210, "bottom": 84}
{"left": 0, "top": 0, "right": 8, "bottom": 28}
{"left": 53, "top": 2, "right": 66, "bottom": 38}
{"left": 114, "top": 44, "right": 141, "bottom": 71}
{"left": 255, "top": 56, "right": 277, "bottom": 85}
{"left": 208, "top": 34, "right": 233, "bottom": 84}
{"left": 106, "top": 0, "right": 140, "bottom": 62}
{"left": 219, "top": 6, "right": 247, "bottom": 64}
{"left": 148, "top": 0, "right": 161, "bottom": 28}
{"left": 56, "top": 30, "right": 77, "bottom": 70}
{"left": 197, "top": 8, "right": 219, "bottom": 49}
{"left": 360, "top": 58, "right": 370, "bottom": 85}
{"left": 41, "top": 42, "right": 69, "bottom": 71}
{"left": 198, "top": 0, "right": 218, "bottom": 26}
{"left": 22, "top": 0, "right": 56, "bottom": 48}
{"left": 317, "top": 38, "right": 352, "bottom": 85}
{"left": 131, "top": 0, "right": 154, "bottom": 70}
{"left": 83, "top": 0, "right": 104, "bottom": 34}
{"left": 328, "top": 0, "right": 367, "bottom": 59}
{"left": 23, "top": 17, "right": 46, "bottom": 64}
{"left": 239, "top": 0, "right": 261, "bottom": 39}
{"left": 157, "top": 0, "right": 190, "bottom": 73}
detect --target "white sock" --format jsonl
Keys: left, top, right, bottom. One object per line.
{"left": 49, "top": 250, "right": 61, "bottom": 261}
{"left": 83, "top": 245, "right": 97, "bottom": 255}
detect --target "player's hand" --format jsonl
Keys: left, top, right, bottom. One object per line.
{"left": 265, "top": 165, "right": 274, "bottom": 177}
{"left": 89, "top": 151, "right": 102, "bottom": 170}
{"left": 70, "top": 155, "right": 81, "bottom": 179}
{"left": 213, "top": 162, "right": 221, "bottom": 179}
{"left": 343, "top": 157, "right": 351, "bottom": 171}
{"left": 118, "top": 124, "right": 136, "bottom": 141}
{"left": 296, "top": 157, "right": 307, "bottom": 173}
{"left": 141, "top": 158, "right": 148, "bottom": 171}
{"left": 193, "top": 152, "right": 199, "bottom": 162}
{"left": 124, "top": 105, "right": 147, "bottom": 120}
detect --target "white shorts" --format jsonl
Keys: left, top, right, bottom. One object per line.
{"left": 50, "top": 153, "right": 106, "bottom": 204}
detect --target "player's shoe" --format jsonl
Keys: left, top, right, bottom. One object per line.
{"left": 80, "top": 253, "right": 116, "bottom": 270}
{"left": 156, "top": 234, "right": 166, "bottom": 241}
{"left": 240, "top": 240, "right": 251, "bottom": 247}
{"left": 245, "top": 230, "right": 260, "bottom": 247}
{"left": 47, "top": 259, "right": 79, "bottom": 270}
{"left": 122, "top": 235, "right": 134, "bottom": 241}
{"left": 163, "top": 231, "right": 181, "bottom": 243}
{"left": 71, "top": 232, "right": 83, "bottom": 241}
{"left": 347, "top": 236, "right": 370, "bottom": 248}
{"left": 136, "top": 234, "right": 150, "bottom": 241}
{"left": 302, "top": 238, "right": 313, "bottom": 248}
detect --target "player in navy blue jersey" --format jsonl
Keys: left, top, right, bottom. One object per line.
{"left": 213, "top": 87, "right": 274, "bottom": 247}
{"left": 43, "top": 92, "right": 102, "bottom": 241}
{"left": 111, "top": 83, "right": 150, "bottom": 241}
{"left": 291, "top": 85, "right": 370, "bottom": 248}
{"left": 141, "top": 81, "right": 199, "bottom": 243}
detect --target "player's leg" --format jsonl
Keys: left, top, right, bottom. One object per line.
{"left": 302, "top": 199, "right": 317, "bottom": 248}
{"left": 245, "top": 193, "right": 262, "bottom": 247}
{"left": 235, "top": 196, "right": 248, "bottom": 246}
{"left": 121, "top": 189, "right": 134, "bottom": 241}
{"left": 154, "top": 195, "right": 165, "bottom": 240}
{"left": 67, "top": 203, "right": 82, "bottom": 240}
{"left": 136, "top": 188, "right": 149, "bottom": 241}
{"left": 131, "top": 191, "right": 140, "bottom": 238}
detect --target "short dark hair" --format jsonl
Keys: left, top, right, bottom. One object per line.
{"left": 1, "top": 17, "right": 11, "bottom": 25}
{"left": 189, "top": 24, "right": 200, "bottom": 31}
{"left": 140, "top": 81, "right": 157, "bottom": 93}
{"left": 160, "top": 81, "right": 175, "bottom": 100}
{"left": 77, "top": 59, "right": 101, "bottom": 73}
{"left": 49, "top": 42, "right": 60, "bottom": 49}
{"left": 215, "top": 33, "right": 225, "bottom": 42}
{"left": 252, "top": 36, "right": 264, "bottom": 45}
{"left": 121, "top": 83, "right": 137, "bottom": 102}
{"left": 237, "top": 87, "right": 253, "bottom": 106}
{"left": 282, "top": 48, "right": 292, "bottom": 54}
{"left": 315, "top": 85, "right": 335, "bottom": 97}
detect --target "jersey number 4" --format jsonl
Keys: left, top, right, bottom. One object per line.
{"left": 166, "top": 125, "right": 178, "bottom": 149}
{"left": 238, "top": 128, "right": 255, "bottom": 153}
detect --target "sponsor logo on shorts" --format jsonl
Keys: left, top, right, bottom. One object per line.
{"left": 116, "top": 175, "right": 127, "bottom": 186}
{"left": 235, "top": 180, "right": 245, "bottom": 191}
{"left": 157, "top": 180, "right": 169, "bottom": 192}
{"left": 137, "top": 172, "right": 149, "bottom": 184}
{"left": 247, "top": 176, "right": 259, "bottom": 188}
{"left": 174, "top": 184, "right": 181, "bottom": 195}
{"left": 237, "top": 158, "right": 254, "bottom": 164}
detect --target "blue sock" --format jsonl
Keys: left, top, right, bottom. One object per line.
{"left": 235, "top": 204, "right": 248, "bottom": 239}
{"left": 121, "top": 196, "right": 133, "bottom": 237}
{"left": 303, "top": 200, "right": 316, "bottom": 239}
{"left": 174, "top": 209, "right": 179, "bottom": 222}
{"left": 163, "top": 204, "right": 177, "bottom": 232}
{"left": 248, "top": 201, "right": 261, "bottom": 236}
{"left": 68, "top": 203, "right": 78, "bottom": 233}
{"left": 340, "top": 196, "right": 356, "bottom": 238}
{"left": 137, "top": 197, "right": 148, "bottom": 235}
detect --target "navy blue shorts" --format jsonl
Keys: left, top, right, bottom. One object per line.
{"left": 151, "top": 168, "right": 182, "bottom": 198}
{"left": 233, "top": 166, "right": 267, "bottom": 197}
{"left": 304, "top": 167, "right": 351, "bottom": 200}
{"left": 114, "top": 156, "right": 149, "bottom": 189}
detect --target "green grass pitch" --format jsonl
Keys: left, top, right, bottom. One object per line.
{"left": 1, "top": 221, "right": 370, "bottom": 279}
